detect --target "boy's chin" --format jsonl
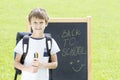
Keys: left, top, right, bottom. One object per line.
{"left": 34, "top": 29, "right": 42, "bottom": 31}
{"left": 35, "top": 28, "right": 42, "bottom": 30}
{"left": 34, "top": 30, "right": 43, "bottom": 33}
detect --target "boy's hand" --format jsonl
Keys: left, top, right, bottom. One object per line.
{"left": 27, "top": 66, "right": 39, "bottom": 73}
{"left": 26, "top": 59, "right": 40, "bottom": 73}
{"left": 39, "top": 62, "right": 47, "bottom": 68}
{"left": 32, "top": 58, "right": 39, "bottom": 67}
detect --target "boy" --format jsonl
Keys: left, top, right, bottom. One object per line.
{"left": 14, "top": 8, "right": 60, "bottom": 80}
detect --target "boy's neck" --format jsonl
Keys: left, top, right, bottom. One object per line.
{"left": 31, "top": 32, "right": 44, "bottom": 38}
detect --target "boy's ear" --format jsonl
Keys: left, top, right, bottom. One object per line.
{"left": 27, "top": 22, "right": 31, "bottom": 32}
{"left": 45, "top": 23, "right": 48, "bottom": 27}
{"left": 27, "top": 17, "right": 31, "bottom": 32}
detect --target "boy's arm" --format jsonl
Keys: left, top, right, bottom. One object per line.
{"left": 14, "top": 53, "right": 27, "bottom": 71}
{"left": 14, "top": 53, "right": 39, "bottom": 73}
{"left": 39, "top": 54, "right": 58, "bottom": 69}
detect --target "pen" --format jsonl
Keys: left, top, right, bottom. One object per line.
{"left": 34, "top": 52, "right": 39, "bottom": 58}
{"left": 34, "top": 53, "right": 35, "bottom": 58}
{"left": 36, "top": 52, "right": 38, "bottom": 58}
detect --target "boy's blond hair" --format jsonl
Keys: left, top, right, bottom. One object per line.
{"left": 28, "top": 8, "right": 49, "bottom": 24}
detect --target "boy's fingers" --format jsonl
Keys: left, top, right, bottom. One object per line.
{"left": 34, "top": 58, "right": 39, "bottom": 61}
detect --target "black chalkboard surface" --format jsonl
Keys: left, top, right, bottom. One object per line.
{"left": 44, "top": 18, "right": 92, "bottom": 80}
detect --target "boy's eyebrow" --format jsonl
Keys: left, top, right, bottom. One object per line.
{"left": 34, "top": 21, "right": 37, "bottom": 23}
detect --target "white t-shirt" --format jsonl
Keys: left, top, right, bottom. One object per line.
{"left": 14, "top": 37, "right": 60, "bottom": 80}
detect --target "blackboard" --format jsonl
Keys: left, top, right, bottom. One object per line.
{"left": 44, "top": 18, "right": 92, "bottom": 80}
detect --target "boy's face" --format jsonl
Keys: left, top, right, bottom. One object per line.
{"left": 29, "top": 17, "right": 47, "bottom": 33}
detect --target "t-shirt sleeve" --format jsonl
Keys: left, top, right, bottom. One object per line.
{"left": 14, "top": 39, "right": 23, "bottom": 55}
{"left": 50, "top": 38, "right": 60, "bottom": 55}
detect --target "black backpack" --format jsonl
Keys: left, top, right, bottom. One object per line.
{"left": 14, "top": 32, "right": 52, "bottom": 80}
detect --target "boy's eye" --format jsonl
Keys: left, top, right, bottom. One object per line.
{"left": 34, "top": 22, "right": 37, "bottom": 24}
{"left": 39, "top": 22, "right": 43, "bottom": 24}
{"left": 33, "top": 22, "right": 44, "bottom": 25}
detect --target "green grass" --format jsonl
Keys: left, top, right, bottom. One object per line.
{"left": 0, "top": 0, "right": 120, "bottom": 80}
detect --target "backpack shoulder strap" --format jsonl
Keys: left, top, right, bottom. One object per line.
{"left": 45, "top": 34, "right": 53, "bottom": 80}
{"left": 45, "top": 34, "right": 52, "bottom": 62}
{"left": 20, "top": 35, "right": 29, "bottom": 64}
